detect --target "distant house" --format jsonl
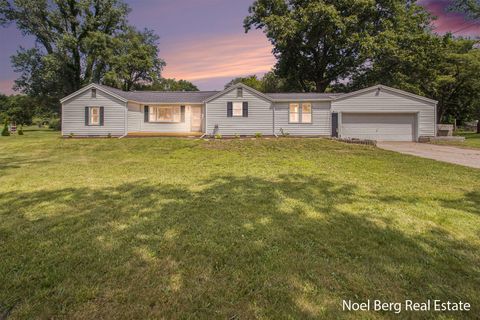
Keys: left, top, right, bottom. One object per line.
{"left": 60, "top": 83, "right": 437, "bottom": 141}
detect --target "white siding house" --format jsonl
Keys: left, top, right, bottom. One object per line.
{"left": 60, "top": 83, "right": 437, "bottom": 141}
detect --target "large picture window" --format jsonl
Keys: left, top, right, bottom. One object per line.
{"left": 149, "top": 106, "right": 181, "bottom": 122}
{"left": 289, "top": 103, "right": 312, "bottom": 123}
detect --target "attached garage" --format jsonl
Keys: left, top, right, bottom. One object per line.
{"left": 341, "top": 113, "right": 416, "bottom": 141}
{"left": 332, "top": 85, "right": 437, "bottom": 142}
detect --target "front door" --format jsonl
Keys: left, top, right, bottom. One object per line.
{"left": 191, "top": 106, "right": 202, "bottom": 132}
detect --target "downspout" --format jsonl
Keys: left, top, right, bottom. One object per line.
{"left": 119, "top": 101, "right": 128, "bottom": 139}
{"left": 273, "top": 103, "right": 277, "bottom": 137}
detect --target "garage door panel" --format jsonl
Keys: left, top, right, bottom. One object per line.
{"left": 342, "top": 113, "right": 415, "bottom": 141}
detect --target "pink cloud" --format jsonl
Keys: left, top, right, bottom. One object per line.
{"left": 420, "top": 0, "right": 480, "bottom": 36}
{"left": 161, "top": 31, "right": 275, "bottom": 83}
{"left": 0, "top": 80, "right": 15, "bottom": 95}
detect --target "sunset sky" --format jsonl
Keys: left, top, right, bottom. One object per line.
{"left": 0, "top": 0, "right": 479, "bottom": 94}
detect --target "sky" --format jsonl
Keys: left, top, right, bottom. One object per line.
{"left": 0, "top": 0, "right": 479, "bottom": 95}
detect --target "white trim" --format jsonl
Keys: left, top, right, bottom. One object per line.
{"left": 60, "top": 83, "right": 128, "bottom": 104}
{"left": 334, "top": 84, "right": 438, "bottom": 104}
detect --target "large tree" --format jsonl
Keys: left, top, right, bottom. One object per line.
{"left": 0, "top": 0, "right": 165, "bottom": 110}
{"left": 135, "top": 78, "right": 199, "bottom": 92}
{"left": 244, "top": 0, "right": 432, "bottom": 92}
{"left": 450, "top": 0, "right": 480, "bottom": 19}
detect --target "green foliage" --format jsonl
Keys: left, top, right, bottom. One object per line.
{"left": 135, "top": 78, "right": 199, "bottom": 91}
{"left": 450, "top": 0, "right": 480, "bottom": 19}
{"left": 224, "top": 71, "right": 290, "bottom": 93}
{"left": 234, "top": 133, "right": 240, "bottom": 139}
{"left": 48, "top": 118, "right": 61, "bottom": 131}
{"left": 214, "top": 133, "right": 222, "bottom": 139}
{"left": 18, "top": 125, "right": 23, "bottom": 135}
{"left": 1, "top": 0, "right": 165, "bottom": 111}
{"left": 255, "top": 132, "right": 262, "bottom": 138}
{"left": 68, "top": 133, "right": 74, "bottom": 138}
{"left": 103, "top": 27, "right": 166, "bottom": 91}
{"left": 0, "top": 95, "right": 36, "bottom": 126}
{"left": 1, "top": 120, "right": 9, "bottom": 136}
{"left": 244, "top": 0, "right": 432, "bottom": 92}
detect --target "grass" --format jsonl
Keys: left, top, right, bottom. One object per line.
{"left": 433, "top": 131, "right": 480, "bottom": 149}
{"left": 1, "top": 130, "right": 479, "bottom": 319}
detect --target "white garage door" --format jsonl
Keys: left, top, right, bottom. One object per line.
{"left": 342, "top": 113, "right": 416, "bottom": 141}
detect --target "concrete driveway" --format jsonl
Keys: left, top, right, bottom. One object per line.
{"left": 377, "top": 142, "right": 480, "bottom": 169}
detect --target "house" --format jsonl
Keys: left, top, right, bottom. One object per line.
{"left": 60, "top": 83, "right": 437, "bottom": 141}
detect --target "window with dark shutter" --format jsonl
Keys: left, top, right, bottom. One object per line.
{"left": 144, "top": 106, "right": 149, "bottom": 122}
{"left": 242, "top": 102, "right": 248, "bottom": 117}
{"left": 181, "top": 106, "right": 185, "bottom": 122}
{"left": 237, "top": 87, "right": 243, "bottom": 98}
{"left": 85, "top": 107, "right": 89, "bottom": 125}
{"left": 99, "top": 107, "right": 104, "bottom": 126}
{"left": 227, "top": 102, "right": 233, "bottom": 117}
{"left": 91, "top": 88, "right": 96, "bottom": 98}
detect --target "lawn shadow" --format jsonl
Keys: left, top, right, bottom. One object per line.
{"left": 0, "top": 174, "right": 479, "bottom": 319}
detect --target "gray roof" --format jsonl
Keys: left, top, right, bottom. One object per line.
{"left": 97, "top": 84, "right": 343, "bottom": 103}
{"left": 98, "top": 84, "right": 219, "bottom": 103}
{"left": 265, "top": 92, "right": 343, "bottom": 100}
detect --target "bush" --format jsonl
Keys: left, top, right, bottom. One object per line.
{"left": 1, "top": 121, "right": 10, "bottom": 136}
{"left": 255, "top": 132, "right": 262, "bottom": 138}
{"left": 214, "top": 134, "right": 222, "bottom": 139}
{"left": 18, "top": 126, "right": 24, "bottom": 135}
{"left": 107, "top": 133, "right": 112, "bottom": 138}
{"left": 49, "top": 118, "right": 61, "bottom": 131}
{"left": 234, "top": 133, "right": 240, "bottom": 139}
{"left": 68, "top": 133, "right": 74, "bottom": 138}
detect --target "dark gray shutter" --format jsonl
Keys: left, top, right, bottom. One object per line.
{"left": 242, "top": 102, "right": 248, "bottom": 117}
{"left": 99, "top": 107, "right": 104, "bottom": 126}
{"left": 85, "top": 107, "right": 89, "bottom": 125}
{"left": 144, "top": 106, "right": 149, "bottom": 122}
{"left": 227, "top": 102, "right": 233, "bottom": 117}
{"left": 180, "top": 106, "right": 185, "bottom": 122}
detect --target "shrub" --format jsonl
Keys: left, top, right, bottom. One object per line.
{"left": 1, "top": 121, "right": 10, "bottom": 136}
{"left": 280, "top": 128, "right": 290, "bottom": 137}
{"left": 49, "top": 118, "right": 61, "bottom": 131}
{"left": 234, "top": 133, "right": 240, "bottom": 139}
{"left": 68, "top": 133, "right": 74, "bottom": 138}
{"left": 107, "top": 133, "right": 112, "bottom": 138}
{"left": 255, "top": 132, "right": 262, "bottom": 138}
{"left": 18, "top": 126, "right": 24, "bottom": 135}
{"left": 214, "top": 134, "right": 222, "bottom": 139}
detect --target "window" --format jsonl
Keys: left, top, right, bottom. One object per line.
{"left": 289, "top": 103, "right": 312, "bottom": 123}
{"left": 302, "top": 103, "right": 312, "bottom": 123}
{"left": 233, "top": 102, "right": 243, "bottom": 117}
{"left": 237, "top": 87, "right": 243, "bottom": 98}
{"left": 91, "top": 88, "right": 96, "bottom": 98}
{"left": 149, "top": 106, "right": 181, "bottom": 122}
{"left": 90, "top": 107, "right": 100, "bottom": 125}
{"left": 289, "top": 104, "right": 299, "bottom": 123}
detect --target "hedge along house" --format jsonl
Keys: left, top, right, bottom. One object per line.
{"left": 60, "top": 83, "right": 437, "bottom": 141}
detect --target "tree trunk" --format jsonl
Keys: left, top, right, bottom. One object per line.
{"left": 315, "top": 80, "right": 329, "bottom": 93}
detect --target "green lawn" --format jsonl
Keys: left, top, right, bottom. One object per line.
{"left": 1, "top": 130, "right": 479, "bottom": 319}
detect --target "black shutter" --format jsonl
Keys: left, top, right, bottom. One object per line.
{"left": 227, "top": 102, "right": 233, "bottom": 117}
{"left": 180, "top": 106, "right": 185, "bottom": 122}
{"left": 99, "top": 107, "right": 104, "bottom": 126}
{"left": 85, "top": 107, "right": 89, "bottom": 125}
{"left": 242, "top": 102, "right": 248, "bottom": 117}
{"left": 144, "top": 106, "right": 149, "bottom": 122}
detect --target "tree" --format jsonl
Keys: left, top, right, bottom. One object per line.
{"left": 224, "top": 71, "right": 292, "bottom": 93}
{"left": 2, "top": 95, "right": 36, "bottom": 125}
{"left": 135, "top": 78, "right": 199, "bottom": 91}
{"left": 244, "top": 0, "right": 432, "bottom": 92}
{"left": 103, "top": 27, "right": 165, "bottom": 91}
{"left": 0, "top": 0, "right": 165, "bottom": 110}
{"left": 450, "top": 0, "right": 480, "bottom": 19}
